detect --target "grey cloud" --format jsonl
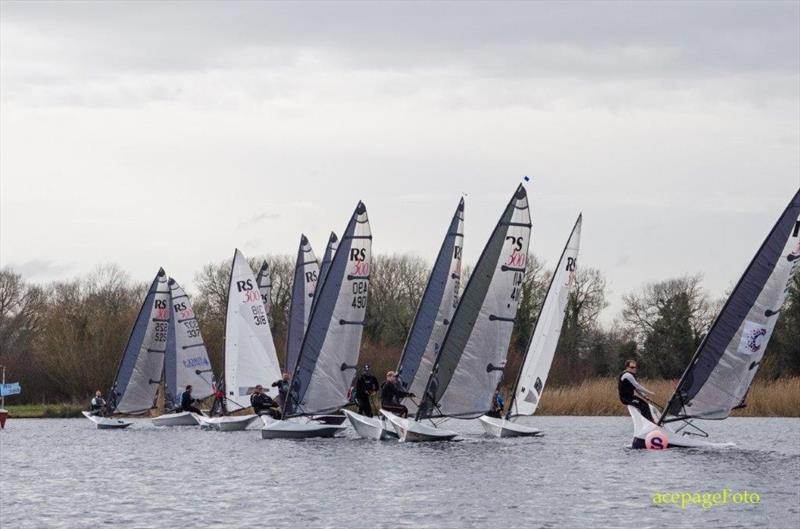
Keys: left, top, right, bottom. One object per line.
{"left": 2, "top": 1, "right": 797, "bottom": 79}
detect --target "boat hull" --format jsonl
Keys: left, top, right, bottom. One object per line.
{"left": 478, "top": 415, "right": 542, "bottom": 437}
{"left": 82, "top": 411, "right": 133, "bottom": 430}
{"left": 628, "top": 405, "right": 734, "bottom": 449}
{"left": 380, "top": 410, "right": 458, "bottom": 442}
{"left": 260, "top": 417, "right": 347, "bottom": 439}
{"left": 152, "top": 411, "right": 200, "bottom": 426}
{"left": 343, "top": 410, "right": 397, "bottom": 440}
{"left": 195, "top": 414, "right": 258, "bottom": 431}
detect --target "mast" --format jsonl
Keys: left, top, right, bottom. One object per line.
{"left": 505, "top": 213, "right": 582, "bottom": 419}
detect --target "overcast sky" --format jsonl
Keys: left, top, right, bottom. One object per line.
{"left": 1, "top": 1, "right": 798, "bottom": 323}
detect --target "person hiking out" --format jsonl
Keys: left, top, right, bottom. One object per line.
{"left": 618, "top": 360, "right": 655, "bottom": 423}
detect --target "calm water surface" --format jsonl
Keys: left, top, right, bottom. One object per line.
{"left": 1, "top": 416, "right": 798, "bottom": 528}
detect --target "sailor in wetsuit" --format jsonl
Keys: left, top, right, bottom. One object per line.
{"left": 180, "top": 385, "right": 203, "bottom": 414}
{"left": 380, "top": 371, "right": 415, "bottom": 418}
{"left": 271, "top": 372, "right": 290, "bottom": 412}
{"left": 90, "top": 390, "right": 106, "bottom": 416}
{"left": 354, "top": 364, "right": 380, "bottom": 417}
{"left": 250, "top": 385, "right": 281, "bottom": 419}
{"left": 618, "top": 360, "right": 655, "bottom": 422}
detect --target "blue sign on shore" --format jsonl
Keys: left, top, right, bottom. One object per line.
{"left": 0, "top": 382, "right": 21, "bottom": 397}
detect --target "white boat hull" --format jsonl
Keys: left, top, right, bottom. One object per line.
{"left": 343, "top": 410, "right": 397, "bottom": 440}
{"left": 260, "top": 417, "right": 348, "bottom": 439}
{"left": 82, "top": 411, "right": 132, "bottom": 430}
{"left": 478, "top": 415, "right": 542, "bottom": 437}
{"left": 380, "top": 410, "right": 458, "bottom": 442}
{"left": 628, "top": 405, "right": 735, "bottom": 449}
{"left": 195, "top": 414, "right": 258, "bottom": 431}
{"left": 152, "top": 411, "right": 200, "bottom": 426}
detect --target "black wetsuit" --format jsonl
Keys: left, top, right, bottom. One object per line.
{"left": 355, "top": 372, "right": 380, "bottom": 417}
{"left": 380, "top": 381, "right": 412, "bottom": 418}
{"left": 180, "top": 391, "right": 202, "bottom": 414}
{"left": 90, "top": 397, "right": 106, "bottom": 416}
{"left": 618, "top": 372, "right": 654, "bottom": 422}
{"left": 251, "top": 392, "right": 280, "bottom": 419}
{"left": 272, "top": 379, "right": 289, "bottom": 411}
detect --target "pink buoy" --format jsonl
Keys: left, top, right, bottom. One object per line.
{"left": 645, "top": 430, "right": 668, "bottom": 450}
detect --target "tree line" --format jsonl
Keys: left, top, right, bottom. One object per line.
{"left": 1, "top": 255, "right": 798, "bottom": 404}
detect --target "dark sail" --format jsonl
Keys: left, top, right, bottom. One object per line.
{"left": 661, "top": 189, "right": 800, "bottom": 423}
{"left": 310, "top": 232, "right": 339, "bottom": 316}
{"left": 417, "top": 185, "right": 531, "bottom": 420}
{"left": 396, "top": 198, "right": 464, "bottom": 414}
{"left": 285, "top": 235, "right": 319, "bottom": 375}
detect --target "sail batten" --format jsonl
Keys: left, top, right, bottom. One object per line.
{"left": 417, "top": 185, "right": 531, "bottom": 420}
{"left": 224, "top": 249, "right": 282, "bottom": 411}
{"left": 112, "top": 268, "right": 171, "bottom": 414}
{"left": 284, "top": 203, "right": 372, "bottom": 417}
{"left": 661, "top": 190, "right": 800, "bottom": 423}
{"left": 397, "top": 199, "right": 464, "bottom": 414}
{"left": 507, "top": 214, "right": 582, "bottom": 419}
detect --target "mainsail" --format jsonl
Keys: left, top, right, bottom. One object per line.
{"left": 507, "top": 214, "right": 582, "bottom": 418}
{"left": 256, "top": 261, "right": 272, "bottom": 315}
{"left": 310, "top": 232, "right": 339, "bottom": 316}
{"left": 111, "top": 268, "right": 171, "bottom": 414}
{"left": 397, "top": 198, "right": 464, "bottom": 414}
{"left": 224, "top": 249, "right": 283, "bottom": 411}
{"left": 164, "top": 278, "right": 214, "bottom": 408}
{"left": 286, "top": 235, "right": 320, "bottom": 374}
{"left": 417, "top": 185, "right": 531, "bottom": 420}
{"left": 284, "top": 202, "right": 372, "bottom": 417}
{"left": 661, "top": 190, "right": 800, "bottom": 423}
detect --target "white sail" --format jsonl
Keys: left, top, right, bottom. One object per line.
{"left": 164, "top": 278, "right": 214, "bottom": 407}
{"left": 509, "top": 214, "right": 582, "bottom": 417}
{"left": 285, "top": 202, "right": 372, "bottom": 416}
{"left": 224, "top": 249, "right": 282, "bottom": 411}
{"left": 113, "top": 269, "right": 171, "bottom": 414}
{"left": 256, "top": 261, "right": 272, "bottom": 315}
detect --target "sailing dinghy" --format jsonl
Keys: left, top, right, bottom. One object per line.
{"left": 152, "top": 278, "right": 215, "bottom": 426}
{"left": 479, "top": 214, "right": 582, "bottom": 437}
{"left": 384, "top": 185, "right": 532, "bottom": 441}
{"left": 196, "top": 249, "right": 282, "bottom": 431}
{"left": 84, "top": 268, "right": 170, "bottom": 429}
{"left": 628, "top": 190, "right": 799, "bottom": 448}
{"left": 262, "top": 202, "right": 372, "bottom": 439}
{"left": 347, "top": 198, "right": 464, "bottom": 440}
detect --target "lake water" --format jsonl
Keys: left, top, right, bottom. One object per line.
{"left": 1, "top": 416, "right": 798, "bottom": 528}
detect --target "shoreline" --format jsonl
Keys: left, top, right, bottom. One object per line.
{"left": 5, "top": 377, "right": 798, "bottom": 419}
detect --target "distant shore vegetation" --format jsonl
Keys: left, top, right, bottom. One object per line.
{"left": 1, "top": 255, "right": 798, "bottom": 412}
